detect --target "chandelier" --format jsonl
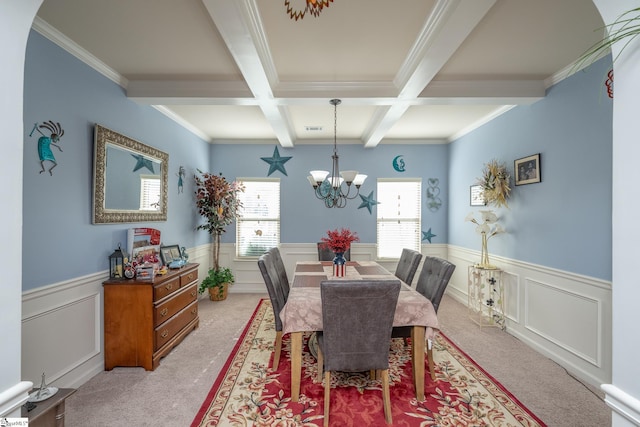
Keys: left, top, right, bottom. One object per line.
{"left": 285, "top": 0, "right": 333, "bottom": 21}
{"left": 307, "top": 99, "right": 367, "bottom": 208}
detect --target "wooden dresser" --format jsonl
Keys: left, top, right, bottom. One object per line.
{"left": 103, "top": 263, "right": 199, "bottom": 371}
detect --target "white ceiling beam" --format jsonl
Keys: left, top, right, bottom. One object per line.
{"left": 127, "top": 78, "right": 543, "bottom": 106}
{"left": 363, "top": 0, "right": 497, "bottom": 148}
{"left": 201, "top": 0, "right": 294, "bottom": 147}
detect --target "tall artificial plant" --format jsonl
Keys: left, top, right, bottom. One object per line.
{"left": 194, "top": 171, "right": 244, "bottom": 272}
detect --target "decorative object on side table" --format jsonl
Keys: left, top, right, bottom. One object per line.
{"left": 28, "top": 372, "right": 58, "bottom": 403}
{"left": 108, "top": 244, "right": 128, "bottom": 279}
{"left": 194, "top": 170, "right": 244, "bottom": 300}
{"left": 477, "top": 159, "right": 511, "bottom": 208}
{"left": 160, "top": 244, "right": 185, "bottom": 269}
{"left": 319, "top": 228, "right": 359, "bottom": 277}
{"left": 465, "top": 210, "right": 504, "bottom": 269}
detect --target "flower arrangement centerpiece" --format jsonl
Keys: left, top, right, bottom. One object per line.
{"left": 320, "top": 228, "right": 359, "bottom": 277}
{"left": 465, "top": 210, "right": 504, "bottom": 269}
{"left": 195, "top": 170, "right": 244, "bottom": 300}
{"left": 477, "top": 159, "right": 511, "bottom": 208}
{"left": 320, "top": 227, "right": 360, "bottom": 254}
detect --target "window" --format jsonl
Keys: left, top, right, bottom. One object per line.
{"left": 139, "top": 175, "right": 161, "bottom": 211}
{"left": 236, "top": 178, "right": 280, "bottom": 257}
{"left": 377, "top": 179, "right": 421, "bottom": 258}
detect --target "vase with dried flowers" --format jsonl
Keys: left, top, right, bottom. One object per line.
{"left": 194, "top": 170, "right": 244, "bottom": 300}
{"left": 320, "top": 228, "right": 359, "bottom": 277}
{"left": 465, "top": 210, "right": 504, "bottom": 269}
{"left": 477, "top": 159, "right": 511, "bottom": 208}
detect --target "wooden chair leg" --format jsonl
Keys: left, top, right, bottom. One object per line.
{"left": 427, "top": 338, "right": 436, "bottom": 381}
{"left": 381, "top": 369, "right": 392, "bottom": 425}
{"left": 324, "top": 371, "right": 331, "bottom": 427}
{"left": 317, "top": 346, "right": 324, "bottom": 383}
{"left": 272, "top": 331, "right": 283, "bottom": 370}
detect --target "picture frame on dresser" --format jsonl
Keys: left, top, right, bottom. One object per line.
{"left": 160, "top": 244, "right": 181, "bottom": 265}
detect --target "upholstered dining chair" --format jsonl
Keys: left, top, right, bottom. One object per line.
{"left": 257, "top": 252, "right": 288, "bottom": 370}
{"left": 317, "top": 243, "right": 350, "bottom": 261}
{"left": 316, "top": 279, "right": 401, "bottom": 426}
{"left": 268, "top": 247, "right": 290, "bottom": 298}
{"left": 394, "top": 248, "right": 422, "bottom": 286}
{"left": 392, "top": 255, "right": 456, "bottom": 380}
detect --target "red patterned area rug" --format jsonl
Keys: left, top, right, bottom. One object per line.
{"left": 192, "top": 299, "right": 546, "bottom": 426}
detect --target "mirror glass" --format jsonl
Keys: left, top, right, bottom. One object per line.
{"left": 93, "top": 125, "right": 168, "bottom": 223}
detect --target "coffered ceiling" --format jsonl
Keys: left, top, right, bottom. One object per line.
{"left": 35, "top": 0, "right": 605, "bottom": 146}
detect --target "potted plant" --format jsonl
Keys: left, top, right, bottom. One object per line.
{"left": 198, "top": 266, "right": 235, "bottom": 301}
{"left": 194, "top": 170, "right": 244, "bottom": 301}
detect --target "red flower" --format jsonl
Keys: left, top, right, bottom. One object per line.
{"left": 320, "top": 228, "right": 359, "bottom": 253}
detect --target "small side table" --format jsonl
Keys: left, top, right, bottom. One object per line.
{"left": 22, "top": 388, "right": 76, "bottom": 427}
{"left": 468, "top": 265, "right": 505, "bottom": 330}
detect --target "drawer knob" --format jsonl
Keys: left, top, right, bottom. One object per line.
{"left": 191, "top": 308, "right": 197, "bottom": 315}
{"left": 161, "top": 330, "right": 169, "bottom": 338}
{"left": 166, "top": 283, "right": 173, "bottom": 291}
{"left": 160, "top": 308, "right": 168, "bottom": 317}
{"left": 191, "top": 290, "right": 197, "bottom": 297}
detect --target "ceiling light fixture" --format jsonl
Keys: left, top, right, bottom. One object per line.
{"left": 285, "top": 0, "right": 333, "bottom": 21}
{"left": 307, "top": 99, "right": 366, "bottom": 208}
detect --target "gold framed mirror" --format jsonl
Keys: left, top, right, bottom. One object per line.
{"left": 93, "top": 124, "right": 168, "bottom": 224}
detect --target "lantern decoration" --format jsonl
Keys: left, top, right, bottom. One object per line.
{"left": 109, "top": 245, "right": 128, "bottom": 279}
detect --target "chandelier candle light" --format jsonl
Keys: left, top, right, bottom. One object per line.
{"left": 308, "top": 99, "right": 366, "bottom": 208}
{"left": 465, "top": 210, "right": 504, "bottom": 269}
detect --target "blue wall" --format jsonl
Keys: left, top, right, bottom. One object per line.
{"left": 22, "top": 28, "right": 613, "bottom": 290}
{"left": 210, "top": 143, "right": 450, "bottom": 245}
{"left": 449, "top": 58, "right": 613, "bottom": 280}
{"left": 22, "top": 31, "right": 211, "bottom": 290}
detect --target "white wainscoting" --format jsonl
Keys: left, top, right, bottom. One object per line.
{"left": 21, "top": 246, "right": 210, "bottom": 389}
{"left": 447, "top": 245, "right": 612, "bottom": 388}
{"left": 21, "top": 243, "right": 610, "bottom": 392}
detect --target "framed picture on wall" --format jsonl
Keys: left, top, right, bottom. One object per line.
{"left": 470, "top": 185, "right": 486, "bottom": 206}
{"left": 514, "top": 153, "right": 541, "bottom": 186}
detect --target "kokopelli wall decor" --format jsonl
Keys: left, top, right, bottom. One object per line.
{"left": 30, "top": 120, "right": 64, "bottom": 175}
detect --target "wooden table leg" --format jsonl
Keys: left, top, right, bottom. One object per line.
{"left": 412, "top": 326, "right": 425, "bottom": 402}
{"left": 291, "top": 331, "right": 302, "bottom": 402}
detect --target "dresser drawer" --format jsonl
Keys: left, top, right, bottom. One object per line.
{"left": 154, "top": 277, "right": 180, "bottom": 301}
{"left": 154, "top": 283, "right": 197, "bottom": 326}
{"left": 155, "top": 300, "right": 198, "bottom": 350}
{"left": 180, "top": 269, "right": 198, "bottom": 287}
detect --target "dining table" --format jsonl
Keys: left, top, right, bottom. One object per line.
{"left": 280, "top": 260, "right": 439, "bottom": 403}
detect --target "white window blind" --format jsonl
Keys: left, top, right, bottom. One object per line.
{"left": 236, "top": 179, "right": 280, "bottom": 257}
{"left": 139, "top": 175, "right": 161, "bottom": 211}
{"left": 377, "top": 179, "right": 421, "bottom": 258}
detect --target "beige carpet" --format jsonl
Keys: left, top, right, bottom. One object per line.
{"left": 63, "top": 293, "right": 610, "bottom": 426}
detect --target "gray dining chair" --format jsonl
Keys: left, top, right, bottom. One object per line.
{"left": 268, "top": 246, "right": 290, "bottom": 298}
{"left": 317, "top": 243, "right": 350, "bottom": 261}
{"left": 394, "top": 248, "right": 422, "bottom": 286}
{"left": 392, "top": 255, "right": 456, "bottom": 380}
{"left": 316, "top": 279, "right": 401, "bottom": 426}
{"left": 257, "top": 252, "right": 288, "bottom": 370}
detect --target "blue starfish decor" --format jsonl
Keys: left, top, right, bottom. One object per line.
{"left": 261, "top": 146, "right": 292, "bottom": 176}
{"left": 358, "top": 190, "right": 380, "bottom": 214}
{"left": 131, "top": 154, "right": 155, "bottom": 173}
{"left": 422, "top": 228, "right": 437, "bottom": 243}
